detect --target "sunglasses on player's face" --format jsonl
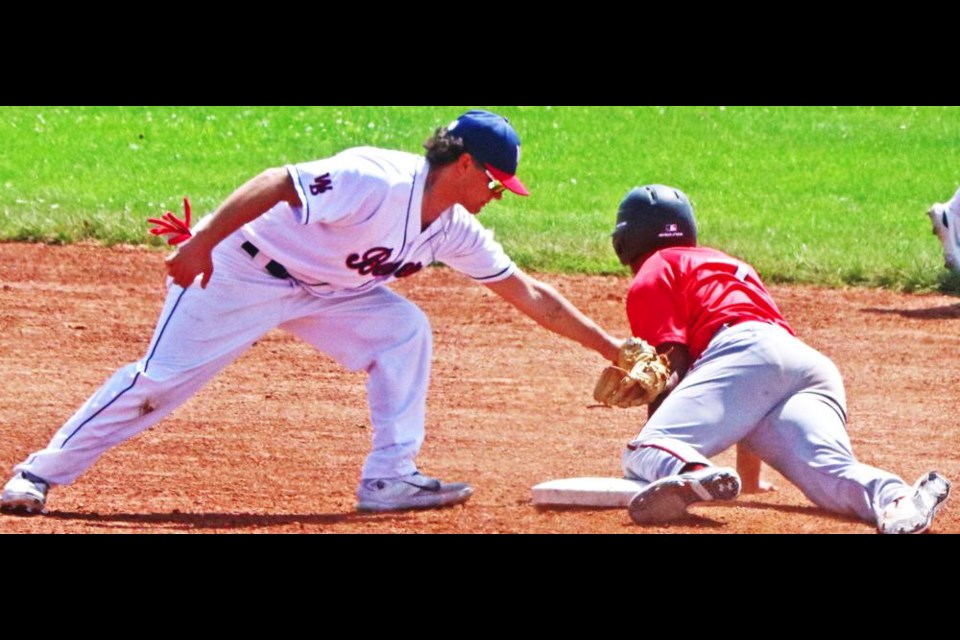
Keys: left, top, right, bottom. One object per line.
{"left": 483, "top": 168, "right": 507, "bottom": 195}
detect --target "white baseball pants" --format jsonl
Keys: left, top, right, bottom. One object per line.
{"left": 15, "top": 232, "right": 432, "bottom": 485}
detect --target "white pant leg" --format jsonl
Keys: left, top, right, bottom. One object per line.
{"left": 622, "top": 322, "right": 798, "bottom": 481}
{"left": 943, "top": 188, "right": 960, "bottom": 257}
{"left": 944, "top": 186, "right": 960, "bottom": 217}
{"left": 15, "top": 235, "right": 291, "bottom": 485}
{"left": 743, "top": 373, "right": 909, "bottom": 524}
{"left": 281, "top": 287, "right": 432, "bottom": 480}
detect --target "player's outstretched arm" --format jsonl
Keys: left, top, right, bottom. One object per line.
{"left": 166, "top": 168, "right": 300, "bottom": 289}
{"left": 484, "top": 269, "right": 621, "bottom": 362}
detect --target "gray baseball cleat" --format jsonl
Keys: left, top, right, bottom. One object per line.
{"left": 877, "top": 471, "right": 951, "bottom": 534}
{"left": 0, "top": 472, "right": 50, "bottom": 515}
{"left": 628, "top": 466, "right": 741, "bottom": 525}
{"left": 356, "top": 471, "right": 473, "bottom": 512}
{"left": 927, "top": 203, "right": 960, "bottom": 271}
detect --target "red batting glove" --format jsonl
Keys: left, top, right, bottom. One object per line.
{"left": 148, "top": 197, "right": 193, "bottom": 246}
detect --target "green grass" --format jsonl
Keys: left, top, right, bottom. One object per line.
{"left": 2, "top": 106, "right": 959, "bottom": 292}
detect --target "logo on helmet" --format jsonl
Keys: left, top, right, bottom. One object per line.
{"left": 659, "top": 223, "right": 684, "bottom": 239}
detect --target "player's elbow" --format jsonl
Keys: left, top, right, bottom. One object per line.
{"left": 252, "top": 167, "right": 299, "bottom": 207}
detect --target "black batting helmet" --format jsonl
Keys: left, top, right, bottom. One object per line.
{"left": 612, "top": 184, "right": 698, "bottom": 266}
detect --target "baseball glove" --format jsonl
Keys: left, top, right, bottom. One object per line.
{"left": 593, "top": 337, "right": 671, "bottom": 408}
{"left": 148, "top": 197, "right": 193, "bottom": 246}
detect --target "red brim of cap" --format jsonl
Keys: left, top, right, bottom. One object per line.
{"left": 487, "top": 165, "right": 530, "bottom": 197}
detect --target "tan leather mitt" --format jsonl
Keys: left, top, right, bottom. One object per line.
{"left": 593, "top": 338, "right": 671, "bottom": 408}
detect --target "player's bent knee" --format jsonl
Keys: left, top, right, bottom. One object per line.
{"left": 388, "top": 305, "right": 433, "bottom": 351}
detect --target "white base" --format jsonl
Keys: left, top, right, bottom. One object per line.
{"left": 531, "top": 477, "right": 650, "bottom": 508}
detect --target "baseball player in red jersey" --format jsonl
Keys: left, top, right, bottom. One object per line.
{"left": 613, "top": 184, "right": 951, "bottom": 534}
{"left": 0, "top": 110, "right": 623, "bottom": 515}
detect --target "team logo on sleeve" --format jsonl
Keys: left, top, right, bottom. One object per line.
{"left": 346, "top": 247, "right": 423, "bottom": 279}
{"left": 310, "top": 173, "right": 333, "bottom": 195}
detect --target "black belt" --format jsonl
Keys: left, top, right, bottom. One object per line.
{"left": 241, "top": 241, "right": 290, "bottom": 279}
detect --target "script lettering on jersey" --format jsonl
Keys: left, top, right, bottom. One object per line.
{"left": 346, "top": 247, "right": 423, "bottom": 278}
{"left": 309, "top": 173, "right": 333, "bottom": 195}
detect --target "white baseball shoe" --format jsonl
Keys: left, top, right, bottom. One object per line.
{"left": 927, "top": 203, "right": 960, "bottom": 271}
{"left": 1, "top": 472, "right": 50, "bottom": 515}
{"left": 356, "top": 471, "right": 473, "bottom": 512}
{"left": 877, "top": 471, "right": 951, "bottom": 534}
{"left": 628, "top": 466, "right": 741, "bottom": 525}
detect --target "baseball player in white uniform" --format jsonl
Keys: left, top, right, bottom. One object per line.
{"left": 927, "top": 187, "right": 960, "bottom": 270}
{"left": 1, "top": 109, "right": 623, "bottom": 515}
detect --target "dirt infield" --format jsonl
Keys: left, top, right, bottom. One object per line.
{"left": 1, "top": 242, "right": 957, "bottom": 534}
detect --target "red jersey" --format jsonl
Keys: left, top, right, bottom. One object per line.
{"left": 626, "top": 246, "right": 795, "bottom": 362}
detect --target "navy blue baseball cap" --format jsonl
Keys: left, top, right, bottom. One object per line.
{"left": 447, "top": 109, "right": 530, "bottom": 196}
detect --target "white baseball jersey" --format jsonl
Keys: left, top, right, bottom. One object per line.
{"left": 241, "top": 146, "right": 516, "bottom": 298}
